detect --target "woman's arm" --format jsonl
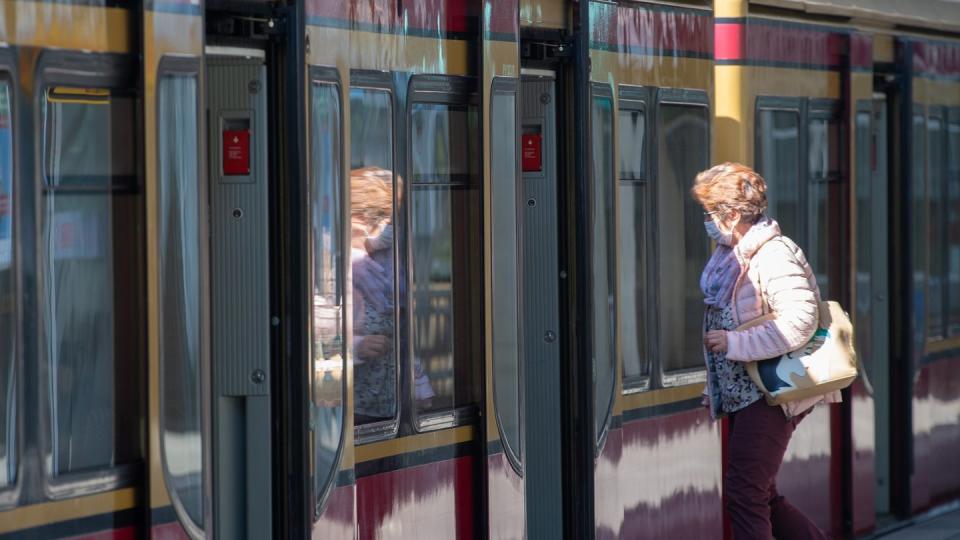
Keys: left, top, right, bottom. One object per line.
{"left": 726, "top": 240, "right": 819, "bottom": 362}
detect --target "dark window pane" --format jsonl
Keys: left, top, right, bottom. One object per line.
{"left": 411, "top": 103, "right": 478, "bottom": 184}
{"left": 44, "top": 88, "right": 136, "bottom": 188}
{"left": 490, "top": 90, "right": 521, "bottom": 463}
{"left": 310, "top": 81, "right": 344, "bottom": 508}
{"left": 158, "top": 74, "right": 202, "bottom": 525}
{"left": 350, "top": 89, "right": 397, "bottom": 426}
{"left": 913, "top": 114, "right": 927, "bottom": 337}
{"left": 806, "top": 117, "right": 841, "bottom": 299}
{"left": 948, "top": 120, "right": 960, "bottom": 336}
{"left": 618, "top": 106, "right": 645, "bottom": 180}
{"left": 410, "top": 101, "right": 481, "bottom": 419}
{"left": 0, "top": 81, "right": 15, "bottom": 488}
{"left": 928, "top": 117, "right": 945, "bottom": 338}
{"left": 42, "top": 88, "right": 142, "bottom": 475}
{"left": 758, "top": 109, "right": 801, "bottom": 239}
{"left": 658, "top": 103, "right": 710, "bottom": 375}
{"left": 854, "top": 110, "right": 873, "bottom": 376}
{"left": 591, "top": 92, "right": 616, "bottom": 440}
{"left": 618, "top": 183, "right": 650, "bottom": 386}
{"left": 350, "top": 89, "right": 392, "bottom": 170}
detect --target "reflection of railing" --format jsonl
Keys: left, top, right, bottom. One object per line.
{"left": 414, "top": 284, "right": 455, "bottom": 403}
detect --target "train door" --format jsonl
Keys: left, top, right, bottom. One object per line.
{"left": 520, "top": 72, "right": 564, "bottom": 537}
{"left": 206, "top": 49, "right": 273, "bottom": 538}
{"left": 855, "top": 87, "right": 897, "bottom": 527}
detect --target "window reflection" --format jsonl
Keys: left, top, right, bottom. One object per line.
{"left": 409, "top": 102, "right": 480, "bottom": 417}
{"left": 948, "top": 121, "right": 960, "bottom": 336}
{"left": 490, "top": 88, "right": 521, "bottom": 464}
{"left": 350, "top": 89, "right": 399, "bottom": 427}
{"left": 928, "top": 117, "right": 945, "bottom": 338}
{"left": 657, "top": 102, "right": 710, "bottom": 375}
{"left": 758, "top": 109, "right": 801, "bottom": 239}
{"left": 617, "top": 105, "right": 650, "bottom": 388}
{"left": 591, "top": 91, "right": 615, "bottom": 440}
{"left": 310, "top": 80, "right": 344, "bottom": 508}
{"left": 0, "top": 81, "right": 15, "bottom": 488}
{"left": 158, "top": 74, "right": 203, "bottom": 525}
{"left": 41, "top": 87, "right": 141, "bottom": 476}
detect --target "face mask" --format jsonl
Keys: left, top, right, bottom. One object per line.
{"left": 704, "top": 217, "right": 735, "bottom": 246}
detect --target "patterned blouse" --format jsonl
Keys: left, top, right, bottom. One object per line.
{"left": 705, "top": 304, "right": 763, "bottom": 415}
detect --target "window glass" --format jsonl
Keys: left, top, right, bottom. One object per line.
{"left": 349, "top": 88, "right": 397, "bottom": 426}
{"left": 411, "top": 103, "right": 478, "bottom": 184}
{"left": 157, "top": 73, "right": 202, "bottom": 524}
{"left": 490, "top": 89, "right": 521, "bottom": 463}
{"left": 591, "top": 92, "right": 615, "bottom": 440}
{"left": 758, "top": 109, "right": 801, "bottom": 239}
{"left": 410, "top": 102, "right": 481, "bottom": 418}
{"left": 617, "top": 106, "right": 649, "bottom": 387}
{"left": 913, "top": 113, "right": 927, "bottom": 338}
{"left": 806, "top": 117, "right": 840, "bottom": 299}
{"left": 928, "top": 117, "right": 945, "bottom": 339}
{"left": 619, "top": 105, "right": 645, "bottom": 180}
{"left": 310, "top": 80, "right": 344, "bottom": 508}
{"left": 42, "top": 87, "right": 141, "bottom": 475}
{"left": 0, "top": 81, "right": 15, "bottom": 488}
{"left": 854, "top": 110, "right": 873, "bottom": 377}
{"left": 658, "top": 103, "right": 710, "bottom": 375}
{"left": 948, "top": 120, "right": 960, "bottom": 336}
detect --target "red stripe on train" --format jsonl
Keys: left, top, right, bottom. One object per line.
{"left": 591, "top": 2, "right": 713, "bottom": 56}
{"left": 66, "top": 526, "right": 137, "bottom": 540}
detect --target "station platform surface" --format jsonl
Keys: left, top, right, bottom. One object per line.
{"left": 872, "top": 505, "right": 960, "bottom": 540}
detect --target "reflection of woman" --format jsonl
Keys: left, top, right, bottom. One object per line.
{"left": 351, "top": 168, "right": 397, "bottom": 422}
{"left": 691, "top": 163, "right": 837, "bottom": 539}
{"left": 350, "top": 168, "right": 433, "bottom": 422}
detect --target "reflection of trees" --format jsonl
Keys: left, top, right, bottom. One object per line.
{"left": 415, "top": 284, "right": 455, "bottom": 407}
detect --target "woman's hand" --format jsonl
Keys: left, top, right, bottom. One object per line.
{"left": 357, "top": 335, "right": 390, "bottom": 359}
{"left": 704, "top": 330, "right": 728, "bottom": 353}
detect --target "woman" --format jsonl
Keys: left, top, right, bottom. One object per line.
{"left": 691, "top": 162, "right": 840, "bottom": 540}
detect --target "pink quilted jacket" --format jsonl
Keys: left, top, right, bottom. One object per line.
{"left": 707, "top": 217, "right": 842, "bottom": 418}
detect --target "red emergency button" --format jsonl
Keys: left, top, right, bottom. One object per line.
{"left": 522, "top": 133, "right": 542, "bottom": 172}
{"left": 223, "top": 129, "right": 251, "bottom": 175}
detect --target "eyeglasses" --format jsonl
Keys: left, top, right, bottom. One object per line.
{"left": 703, "top": 210, "right": 719, "bottom": 221}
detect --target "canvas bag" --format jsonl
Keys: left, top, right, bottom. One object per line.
{"left": 736, "top": 301, "right": 858, "bottom": 406}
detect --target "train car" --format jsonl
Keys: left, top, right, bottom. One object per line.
{"left": 1, "top": 0, "right": 959, "bottom": 539}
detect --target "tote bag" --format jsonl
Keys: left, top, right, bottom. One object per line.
{"left": 737, "top": 301, "right": 858, "bottom": 406}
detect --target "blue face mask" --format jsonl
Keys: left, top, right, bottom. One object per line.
{"left": 704, "top": 218, "right": 734, "bottom": 246}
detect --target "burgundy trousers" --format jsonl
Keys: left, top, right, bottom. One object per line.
{"left": 725, "top": 399, "right": 828, "bottom": 540}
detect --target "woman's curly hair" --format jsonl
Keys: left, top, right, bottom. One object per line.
{"left": 690, "top": 162, "right": 768, "bottom": 224}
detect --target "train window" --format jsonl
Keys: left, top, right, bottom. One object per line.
{"left": 912, "top": 112, "right": 927, "bottom": 335}
{"left": 409, "top": 99, "right": 482, "bottom": 424}
{"left": 928, "top": 116, "right": 946, "bottom": 339}
{"left": 806, "top": 115, "right": 842, "bottom": 299}
{"left": 657, "top": 98, "right": 710, "bottom": 379}
{"left": 0, "top": 80, "right": 15, "bottom": 489}
{"left": 757, "top": 108, "right": 801, "bottom": 239}
{"left": 591, "top": 86, "right": 616, "bottom": 441}
{"left": 948, "top": 118, "right": 960, "bottom": 336}
{"left": 157, "top": 69, "right": 203, "bottom": 527}
{"left": 309, "top": 75, "right": 345, "bottom": 511}
{"left": 854, "top": 109, "right": 873, "bottom": 378}
{"left": 489, "top": 80, "right": 521, "bottom": 465}
{"left": 40, "top": 86, "right": 142, "bottom": 476}
{"left": 617, "top": 99, "right": 651, "bottom": 390}
{"left": 349, "top": 88, "right": 398, "bottom": 428}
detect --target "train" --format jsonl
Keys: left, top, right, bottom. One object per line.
{"left": 0, "top": 0, "right": 959, "bottom": 538}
